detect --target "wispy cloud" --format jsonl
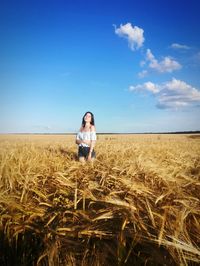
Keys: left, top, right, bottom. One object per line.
{"left": 138, "top": 49, "right": 182, "bottom": 77}
{"left": 145, "top": 49, "right": 182, "bottom": 73}
{"left": 192, "top": 51, "right": 200, "bottom": 64}
{"left": 33, "top": 125, "right": 52, "bottom": 131}
{"left": 114, "top": 22, "right": 145, "bottom": 51}
{"left": 138, "top": 70, "right": 148, "bottom": 78}
{"left": 129, "top": 78, "right": 200, "bottom": 109}
{"left": 130, "top": 81, "right": 159, "bottom": 94}
{"left": 170, "top": 43, "right": 190, "bottom": 50}
{"left": 114, "top": 23, "right": 182, "bottom": 77}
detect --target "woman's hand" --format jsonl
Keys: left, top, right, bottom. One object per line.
{"left": 87, "top": 153, "right": 92, "bottom": 161}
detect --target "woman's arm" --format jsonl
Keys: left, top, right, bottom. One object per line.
{"left": 76, "top": 139, "right": 83, "bottom": 145}
{"left": 87, "top": 140, "right": 96, "bottom": 161}
{"left": 76, "top": 139, "right": 91, "bottom": 145}
{"left": 88, "top": 126, "right": 96, "bottom": 159}
{"left": 88, "top": 140, "right": 95, "bottom": 154}
{"left": 75, "top": 127, "right": 91, "bottom": 146}
{"left": 75, "top": 127, "right": 83, "bottom": 145}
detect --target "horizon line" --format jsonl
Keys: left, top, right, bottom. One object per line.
{"left": 0, "top": 130, "right": 200, "bottom": 135}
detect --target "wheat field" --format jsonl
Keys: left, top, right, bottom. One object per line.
{"left": 0, "top": 134, "right": 200, "bottom": 265}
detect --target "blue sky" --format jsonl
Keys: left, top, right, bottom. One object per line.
{"left": 1, "top": 0, "right": 200, "bottom": 133}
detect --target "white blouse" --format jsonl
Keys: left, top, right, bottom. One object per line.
{"left": 76, "top": 131, "right": 97, "bottom": 147}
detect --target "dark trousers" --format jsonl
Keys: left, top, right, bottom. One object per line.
{"left": 78, "top": 146, "right": 96, "bottom": 158}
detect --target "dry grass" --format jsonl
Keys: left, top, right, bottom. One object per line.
{"left": 0, "top": 134, "right": 200, "bottom": 265}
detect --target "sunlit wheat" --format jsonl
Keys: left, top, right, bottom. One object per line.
{"left": 0, "top": 134, "right": 199, "bottom": 265}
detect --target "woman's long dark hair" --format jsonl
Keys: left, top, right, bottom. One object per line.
{"left": 82, "top": 111, "right": 95, "bottom": 128}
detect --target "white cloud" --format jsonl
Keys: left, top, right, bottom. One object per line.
{"left": 130, "top": 81, "right": 159, "bottom": 94}
{"left": 129, "top": 78, "right": 200, "bottom": 109}
{"left": 170, "top": 43, "right": 190, "bottom": 50}
{"left": 114, "top": 22, "right": 145, "bottom": 51}
{"left": 145, "top": 49, "right": 182, "bottom": 73}
{"left": 196, "top": 52, "right": 200, "bottom": 60}
{"left": 138, "top": 70, "right": 148, "bottom": 78}
{"left": 192, "top": 51, "right": 200, "bottom": 63}
{"left": 33, "top": 125, "right": 52, "bottom": 131}
{"left": 146, "top": 49, "right": 155, "bottom": 61}
{"left": 140, "top": 60, "right": 146, "bottom": 67}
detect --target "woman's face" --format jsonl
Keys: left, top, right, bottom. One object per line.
{"left": 84, "top": 113, "right": 92, "bottom": 123}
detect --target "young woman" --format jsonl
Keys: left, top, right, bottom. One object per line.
{"left": 75, "top": 111, "right": 96, "bottom": 162}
